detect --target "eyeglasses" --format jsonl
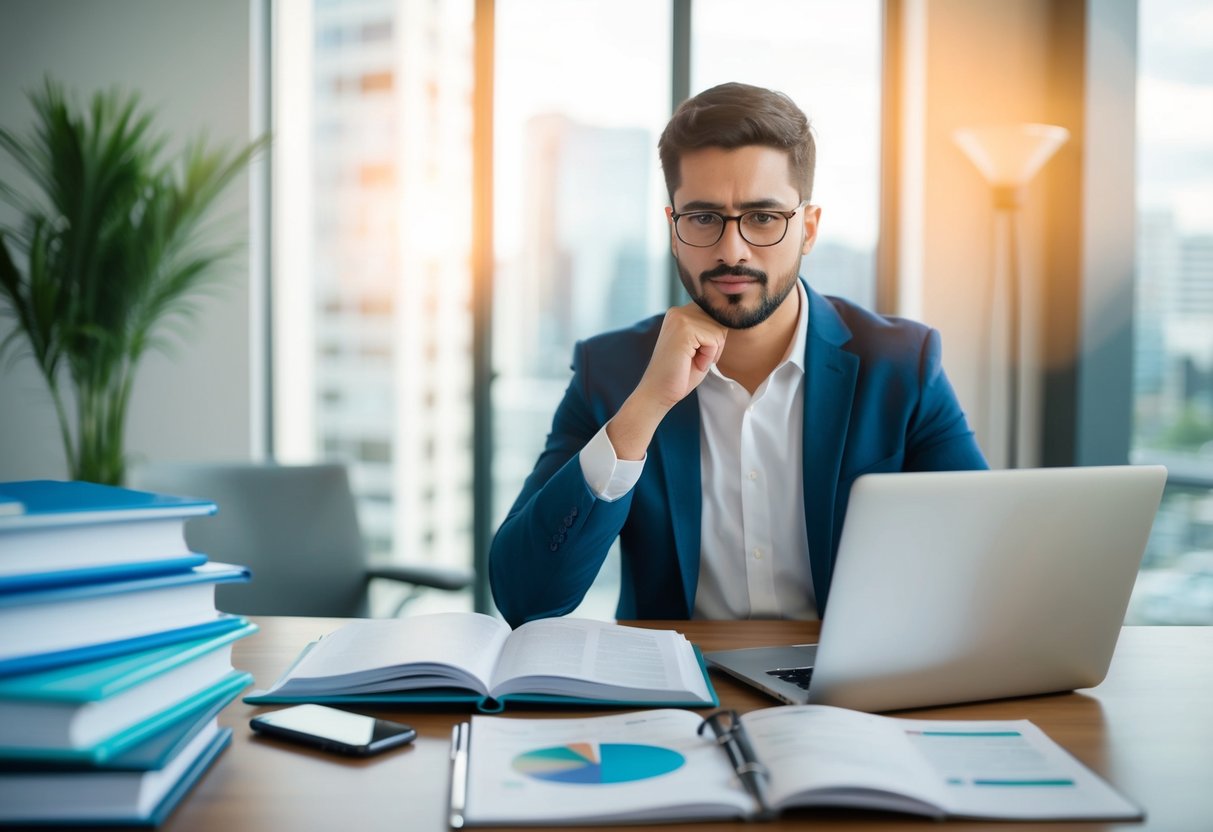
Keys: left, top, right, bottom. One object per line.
{"left": 671, "top": 201, "right": 808, "bottom": 248}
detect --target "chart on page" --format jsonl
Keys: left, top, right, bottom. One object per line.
{"left": 511, "top": 742, "right": 685, "bottom": 784}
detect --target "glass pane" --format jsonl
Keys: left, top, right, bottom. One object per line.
{"left": 692, "top": 0, "right": 882, "bottom": 309}
{"left": 1126, "top": 485, "right": 1213, "bottom": 623}
{"left": 1129, "top": 0, "right": 1213, "bottom": 623}
{"left": 274, "top": 0, "right": 475, "bottom": 614}
{"left": 492, "top": 0, "right": 672, "bottom": 618}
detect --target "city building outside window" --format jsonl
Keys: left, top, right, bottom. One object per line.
{"left": 1126, "top": 0, "right": 1213, "bottom": 624}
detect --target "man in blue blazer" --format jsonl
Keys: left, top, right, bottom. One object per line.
{"left": 491, "top": 83, "right": 987, "bottom": 627}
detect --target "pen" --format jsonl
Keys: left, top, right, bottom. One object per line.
{"left": 726, "top": 718, "right": 774, "bottom": 820}
{"left": 698, "top": 710, "right": 774, "bottom": 820}
{"left": 449, "top": 722, "right": 469, "bottom": 829}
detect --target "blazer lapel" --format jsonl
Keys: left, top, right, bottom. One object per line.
{"left": 655, "top": 392, "right": 702, "bottom": 616}
{"left": 802, "top": 287, "right": 858, "bottom": 613}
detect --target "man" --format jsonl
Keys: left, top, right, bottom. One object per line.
{"left": 490, "top": 82, "right": 987, "bottom": 627}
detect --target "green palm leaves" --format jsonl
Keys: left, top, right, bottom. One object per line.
{"left": 0, "top": 79, "right": 266, "bottom": 484}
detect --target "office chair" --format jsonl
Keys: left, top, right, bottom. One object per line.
{"left": 128, "top": 462, "right": 472, "bottom": 617}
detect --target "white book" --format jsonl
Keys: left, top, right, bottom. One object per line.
{"left": 458, "top": 706, "right": 1143, "bottom": 825}
{"left": 246, "top": 613, "right": 716, "bottom": 711}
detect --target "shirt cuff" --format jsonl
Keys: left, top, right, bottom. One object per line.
{"left": 579, "top": 423, "right": 645, "bottom": 502}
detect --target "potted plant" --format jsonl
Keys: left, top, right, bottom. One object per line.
{"left": 0, "top": 79, "right": 266, "bottom": 485}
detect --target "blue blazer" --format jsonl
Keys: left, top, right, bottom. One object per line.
{"left": 490, "top": 283, "right": 988, "bottom": 627}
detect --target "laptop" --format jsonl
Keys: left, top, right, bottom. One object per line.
{"left": 704, "top": 465, "right": 1167, "bottom": 712}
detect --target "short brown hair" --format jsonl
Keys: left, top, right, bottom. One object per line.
{"left": 658, "top": 82, "right": 815, "bottom": 204}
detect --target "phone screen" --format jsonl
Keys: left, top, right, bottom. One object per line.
{"left": 251, "top": 704, "right": 416, "bottom": 756}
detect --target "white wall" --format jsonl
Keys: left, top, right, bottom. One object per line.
{"left": 0, "top": 0, "right": 258, "bottom": 481}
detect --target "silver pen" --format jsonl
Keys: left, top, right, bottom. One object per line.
{"left": 449, "top": 722, "right": 469, "bottom": 829}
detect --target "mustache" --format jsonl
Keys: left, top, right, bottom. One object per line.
{"left": 699, "top": 263, "right": 767, "bottom": 283}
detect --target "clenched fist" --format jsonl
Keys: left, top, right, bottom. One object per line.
{"left": 606, "top": 303, "right": 728, "bottom": 460}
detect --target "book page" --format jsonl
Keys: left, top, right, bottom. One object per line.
{"left": 261, "top": 613, "right": 511, "bottom": 697}
{"left": 489, "top": 619, "right": 711, "bottom": 702}
{"left": 465, "top": 709, "right": 752, "bottom": 825}
{"left": 741, "top": 705, "right": 946, "bottom": 815}
{"left": 895, "top": 718, "right": 1143, "bottom": 820}
{"left": 744, "top": 707, "right": 1141, "bottom": 822}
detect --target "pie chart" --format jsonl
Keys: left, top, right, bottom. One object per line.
{"left": 511, "top": 742, "right": 685, "bottom": 784}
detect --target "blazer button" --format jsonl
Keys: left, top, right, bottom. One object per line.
{"left": 549, "top": 543, "right": 559, "bottom": 552}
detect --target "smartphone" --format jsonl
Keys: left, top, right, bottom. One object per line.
{"left": 250, "top": 704, "right": 416, "bottom": 757}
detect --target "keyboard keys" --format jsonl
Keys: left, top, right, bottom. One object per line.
{"left": 766, "top": 667, "right": 814, "bottom": 690}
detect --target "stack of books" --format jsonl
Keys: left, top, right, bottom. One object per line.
{"left": 0, "top": 479, "right": 256, "bottom": 826}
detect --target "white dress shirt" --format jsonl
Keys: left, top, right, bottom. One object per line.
{"left": 579, "top": 282, "right": 816, "bottom": 620}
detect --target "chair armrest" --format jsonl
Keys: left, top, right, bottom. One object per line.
{"left": 366, "top": 563, "right": 474, "bottom": 592}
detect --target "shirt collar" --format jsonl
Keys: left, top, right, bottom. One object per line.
{"left": 782, "top": 279, "right": 810, "bottom": 374}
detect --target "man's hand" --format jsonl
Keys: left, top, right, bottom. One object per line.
{"left": 606, "top": 304, "right": 727, "bottom": 460}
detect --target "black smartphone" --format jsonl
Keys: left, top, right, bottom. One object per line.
{"left": 250, "top": 704, "right": 416, "bottom": 757}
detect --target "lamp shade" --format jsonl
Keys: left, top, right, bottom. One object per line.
{"left": 953, "top": 123, "right": 1070, "bottom": 187}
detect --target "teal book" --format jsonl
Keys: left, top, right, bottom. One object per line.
{"left": 0, "top": 672, "right": 243, "bottom": 773}
{"left": 0, "top": 669, "right": 251, "bottom": 765}
{"left": 245, "top": 613, "right": 718, "bottom": 713}
{"left": 0, "top": 562, "right": 251, "bottom": 676}
{"left": 0, "top": 622, "right": 257, "bottom": 759}
{"left": 0, "top": 480, "right": 216, "bottom": 592}
{"left": 0, "top": 724, "right": 232, "bottom": 826}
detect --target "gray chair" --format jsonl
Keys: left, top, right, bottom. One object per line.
{"left": 128, "top": 462, "right": 472, "bottom": 617}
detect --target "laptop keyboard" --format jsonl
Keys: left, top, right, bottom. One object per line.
{"left": 766, "top": 667, "right": 814, "bottom": 690}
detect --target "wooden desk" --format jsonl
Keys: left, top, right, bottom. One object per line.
{"left": 158, "top": 619, "right": 1212, "bottom": 831}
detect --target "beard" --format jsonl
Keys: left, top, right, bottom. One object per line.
{"left": 676, "top": 256, "right": 801, "bottom": 330}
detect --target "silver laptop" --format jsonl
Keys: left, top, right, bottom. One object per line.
{"left": 705, "top": 465, "right": 1167, "bottom": 712}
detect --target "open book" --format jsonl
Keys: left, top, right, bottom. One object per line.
{"left": 456, "top": 706, "right": 1143, "bottom": 825}
{"left": 245, "top": 614, "right": 717, "bottom": 712}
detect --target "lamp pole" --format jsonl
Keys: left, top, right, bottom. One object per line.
{"left": 994, "top": 185, "right": 1025, "bottom": 468}
{"left": 954, "top": 124, "right": 1069, "bottom": 469}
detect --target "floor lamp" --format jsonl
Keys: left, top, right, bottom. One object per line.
{"left": 953, "top": 124, "right": 1069, "bottom": 468}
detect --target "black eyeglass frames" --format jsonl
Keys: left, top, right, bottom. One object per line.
{"left": 671, "top": 200, "right": 809, "bottom": 248}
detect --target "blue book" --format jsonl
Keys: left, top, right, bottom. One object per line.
{"left": 0, "top": 563, "right": 251, "bottom": 677}
{"left": 0, "top": 724, "right": 232, "bottom": 826}
{"left": 0, "top": 622, "right": 257, "bottom": 757}
{"left": 0, "top": 554, "right": 209, "bottom": 594}
{"left": 0, "top": 480, "right": 216, "bottom": 592}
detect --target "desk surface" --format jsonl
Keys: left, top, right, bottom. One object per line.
{"left": 158, "top": 619, "right": 1212, "bottom": 832}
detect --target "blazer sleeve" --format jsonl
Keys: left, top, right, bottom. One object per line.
{"left": 489, "top": 342, "right": 635, "bottom": 628}
{"left": 904, "top": 328, "right": 989, "bottom": 471}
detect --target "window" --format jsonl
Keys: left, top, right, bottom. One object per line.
{"left": 276, "top": 2, "right": 881, "bottom": 616}
{"left": 692, "top": 0, "right": 881, "bottom": 310}
{"left": 492, "top": 0, "right": 673, "bottom": 617}
{"left": 1128, "top": 0, "right": 1213, "bottom": 624}
{"left": 274, "top": 0, "right": 475, "bottom": 583}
